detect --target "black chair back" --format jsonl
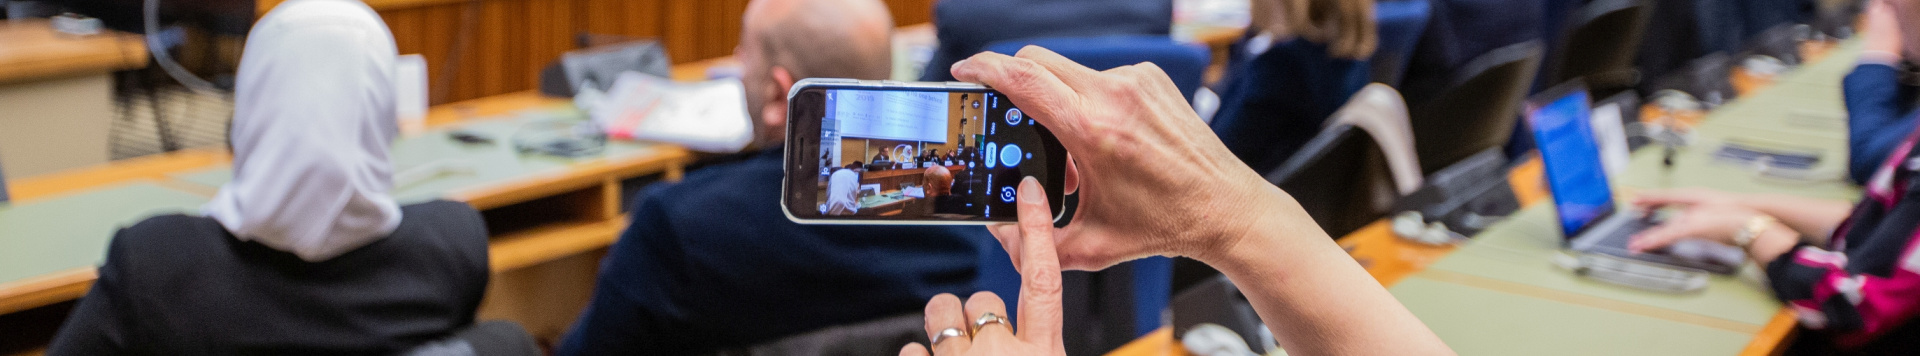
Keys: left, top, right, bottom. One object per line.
{"left": 1264, "top": 124, "right": 1398, "bottom": 238}
{"left": 1409, "top": 41, "right": 1543, "bottom": 175}
{"left": 405, "top": 321, "right": 540, "bottom": 356}
{"left": 1548, "top": 0, "right": 1652, "bottom": 94}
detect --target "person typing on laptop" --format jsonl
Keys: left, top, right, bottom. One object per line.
{"left": 1621, "top": 131, "right": 1920, "bottom": 352}
{"left": 1527, "top": 82, "right": 1747, "bottom": 274}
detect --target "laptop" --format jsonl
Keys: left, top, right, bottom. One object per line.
{"left": 1527, "top": 82, "right": 1743, "bottom": 275}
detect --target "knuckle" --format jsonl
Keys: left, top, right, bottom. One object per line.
{"left": 1024, "top": 264, "right": 1064, "bottom": 295}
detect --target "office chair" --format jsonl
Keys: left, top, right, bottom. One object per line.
{"left": 1408, "top": 40, "right": 1543, "bottom": 175}
{"left": 1265, "top": 124, "right": 1398, "bottom": 238}
{"left": 983, "top": 35, "right": 1211, "bottom": 101}
{"left": 1545, "top": 0, "right": 1651, "bottom": 98}
{"left": 0, "top": 159, "right": 9, "bottom": 203}
{"left": 984, "top": 35, "right": 1209, "bottom": 343}
{"left": 1324, "top": 84, "right": 1423, "bottom": 195}
{"left": 1369, "top": 0, "right": 1432, "bottom": 87}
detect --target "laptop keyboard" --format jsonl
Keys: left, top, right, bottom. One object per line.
{"left": 1592, "top": 216, "right": 1657, "bottom": 248}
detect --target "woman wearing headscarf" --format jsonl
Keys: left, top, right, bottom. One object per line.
{"left": 825, "top": 168, "right": 863, "bottom": 215}
{"left": 48, "top": 1, "right": 490, "bottom": 354}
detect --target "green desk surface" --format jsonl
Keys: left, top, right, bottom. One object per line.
{"left": 1613, "top": 40, "right": 1861, "bottom": 201}
{"left": 0, "top": 182, "right": 208, "bottom": 285}
{"left": 170, "top": 111, "right": 669, "bottom": 205}
{"left": 1385, "top": 40, "right": 1866, "bottom": 353}
{"left": 1390, "top": 276, "right": 1754, "bottom": 355}
{"left": 1424, "top": 204, "right": 1783, "bottom": 326}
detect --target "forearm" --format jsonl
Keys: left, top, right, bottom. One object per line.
{"left": 1203, "top": 186, "right": 1452, "bottom": 355}
{"left": 1737, "top": 194, "right": 1852, "bottom": 242}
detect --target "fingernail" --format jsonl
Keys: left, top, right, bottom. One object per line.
{"left": 1019, "top": 176, "right": 1041, "bottom": 203}
{"left": 950, "top": 59, "right": 970, "bottom": 75}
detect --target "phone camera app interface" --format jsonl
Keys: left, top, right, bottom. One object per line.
{"left": 814, "top": 89, "right": 1050, "bottom": 220}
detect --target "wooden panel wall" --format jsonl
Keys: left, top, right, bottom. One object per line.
{"left": 260, "top": 0, "right": 933, "bottom": 104}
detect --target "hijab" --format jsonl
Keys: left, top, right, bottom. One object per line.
{"left": 825, "top": 168, "right": 861, "bottom": 215}
{"left": 204, "top": 0, "right": 404, "bottom": 262}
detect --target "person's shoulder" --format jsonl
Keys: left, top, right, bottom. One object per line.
{"left": 643, "top": 155, "right": 781, "bottom": 205}
{"left": 112, "top": 214, "right": 226, "bottom": 252}
{"left": 390, "top": 200, "right": 488, "bottom": 250}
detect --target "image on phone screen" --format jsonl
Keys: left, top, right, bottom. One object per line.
{"left": 785, "top": 84, "right": 1065, "bottom": 223}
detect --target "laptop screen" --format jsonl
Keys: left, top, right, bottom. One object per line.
{"left": 1527, "top": 86, "right": 1613, "bottom": 238}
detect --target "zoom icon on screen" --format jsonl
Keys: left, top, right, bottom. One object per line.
{"left": 1000, "top": 186, "right": 1017, "bottom": 203}
{"left": 1006, "top": 108, "right": 1023, "bottom": 125}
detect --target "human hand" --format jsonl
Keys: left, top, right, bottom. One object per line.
{"left": 900, "top": 178, "right": 1065, "bottom": 356}
{"left": 1628, "top": 188, "right": 1748, "bottom": 211}
{"left": 1627, "top": 189, "right": 1766, "bottom": 253}
{"left": 1864, "top": 0, "right": 1904, "bottom": 60}
{"left": 952, "top": 47, "right": 1293, "bottom": 270}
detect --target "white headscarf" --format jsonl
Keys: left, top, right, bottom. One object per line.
{"left": 825, "top": 168, "right": 861, "bottom": 215}
{"left": 204, "top": 0, "right": 403, "bottom": 262}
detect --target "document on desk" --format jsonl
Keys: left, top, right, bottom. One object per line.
{"left": 591, "top": 71, "right": 752, "bottom": 153}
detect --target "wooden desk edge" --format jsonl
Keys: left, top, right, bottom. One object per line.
{"left": 0, "top": 21, "right": 148, "bottom": 84}
{"left": 450, "top": 145, "right": 691, "bottom": 210}
{"left": 0, "top": 268, "right": 96, "bottom": 315}
{"left": 1739, "top": 309, "right": 1799, "bottom": 356}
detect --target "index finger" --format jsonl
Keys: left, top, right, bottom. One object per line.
{"left": 950, "top": 51, "right": 1083, "bottom": 138}
{"left": 1631, "top": 191, "right": 1704, "bottom": 208}
{"left": 1011, "top": 177, "right": 1064, "bottom": 348}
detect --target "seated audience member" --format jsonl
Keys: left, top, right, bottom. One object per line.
{"left": 557, "top": 0, "right": 1012, "bottom": 354}
{"left": 897, "top": 46, "right": 1454, "bottom": 356}
{"left": 49, "top": 1, "right": 489, "bottom": 353}
{"left": 1847, "top": 0, "right": 1920, "bottom": 185}
{"left": 827, "top": 168, "right": 863, "bottom": 215}
{"left": 923, "top": 165, "right": 954, "bottom": 197}
{"left": 1208, "top": 0, "right": 1376, "bottom": 173}
{"left": 918, "top": 0, "right": 1172, "bottom": 82}
{"left": 1620, "top": 186, "right": 1920, "bottom": 353}
{"left": 1396, "top": 0, "right": 1544, "bottom": 107}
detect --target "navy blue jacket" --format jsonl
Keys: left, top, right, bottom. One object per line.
{"left": 918, "top": 0, "right": 1170, "bottom": 82}
{"left": 1398, "top": 0, "right": 1544, "bottom": 108}
{"left": 557, "top": 149, "right": 1014, "bottom": 355}
{"left": 1845, "top": 63, "right": 1920, "bottom": 184}
{"left": 1210, "top": 39, "right": 1371, "bottom": 174}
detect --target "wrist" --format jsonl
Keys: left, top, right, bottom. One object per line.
{"left": 1194, "top": 183, "right": 1339, "bottom": 279}
{"left": 1746, "top": 222, "right": 1799, "bottom": 265}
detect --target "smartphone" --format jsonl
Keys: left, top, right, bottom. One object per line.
{"left": 783, "top": 78, "right": 1068, "bottom": 224}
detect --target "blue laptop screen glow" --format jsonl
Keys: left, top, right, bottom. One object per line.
{"left": 1528, "top": 89, "right": 1613, "bottom": 237}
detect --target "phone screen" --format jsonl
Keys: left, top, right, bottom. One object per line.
{"left": 785, "top": 84, "right": 1066, "bottom": 223}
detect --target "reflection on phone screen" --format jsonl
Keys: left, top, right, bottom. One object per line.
{"left": 814, "top": 89, "right": 1050, "bottom": 220}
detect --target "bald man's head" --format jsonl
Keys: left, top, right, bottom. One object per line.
{"left": 738, "top": 0, "right": 894, "bottom": 148}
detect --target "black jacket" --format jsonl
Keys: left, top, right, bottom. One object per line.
{"left": 48, "top": 200, "right": 490, "bottom": 356}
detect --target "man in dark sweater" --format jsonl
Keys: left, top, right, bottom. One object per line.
{"left": 1846, "top": 0, "right": 1920, "bottom": 185}
{"left": 556, "top": 0, "right": 1015, "bottom": 354}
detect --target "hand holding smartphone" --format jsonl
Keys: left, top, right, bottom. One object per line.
{"left": 782, "top": 79, "right": 1068, "bottom": 224}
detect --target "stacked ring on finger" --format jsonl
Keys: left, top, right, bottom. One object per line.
{"left": 931, "top": 327, "right": 969, "bottom": 346}
{"left": 973, "top": 312, "right": 1011, "bottom": 335}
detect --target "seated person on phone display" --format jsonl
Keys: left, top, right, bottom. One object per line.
{"left": 556, "top": 0, "right": 1014, "bottom": 354}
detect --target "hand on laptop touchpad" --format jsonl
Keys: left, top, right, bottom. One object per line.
{"left": 1663, "top": 240, "right": 1747, "bottom": 267}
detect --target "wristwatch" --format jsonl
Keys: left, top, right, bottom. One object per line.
{"left": 1733, "top": 215, "right": 1779, "bottom": 251}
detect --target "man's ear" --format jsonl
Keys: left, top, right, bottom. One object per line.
{"left": 766, "top": 66, "right": 797, "bottom": 129}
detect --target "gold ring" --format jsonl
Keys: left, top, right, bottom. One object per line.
{"left": 972, "top": 312, "right": 1011, "bottom": 335}
{"left": 930, "top": 327, "right": 969, "bottom": 346}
